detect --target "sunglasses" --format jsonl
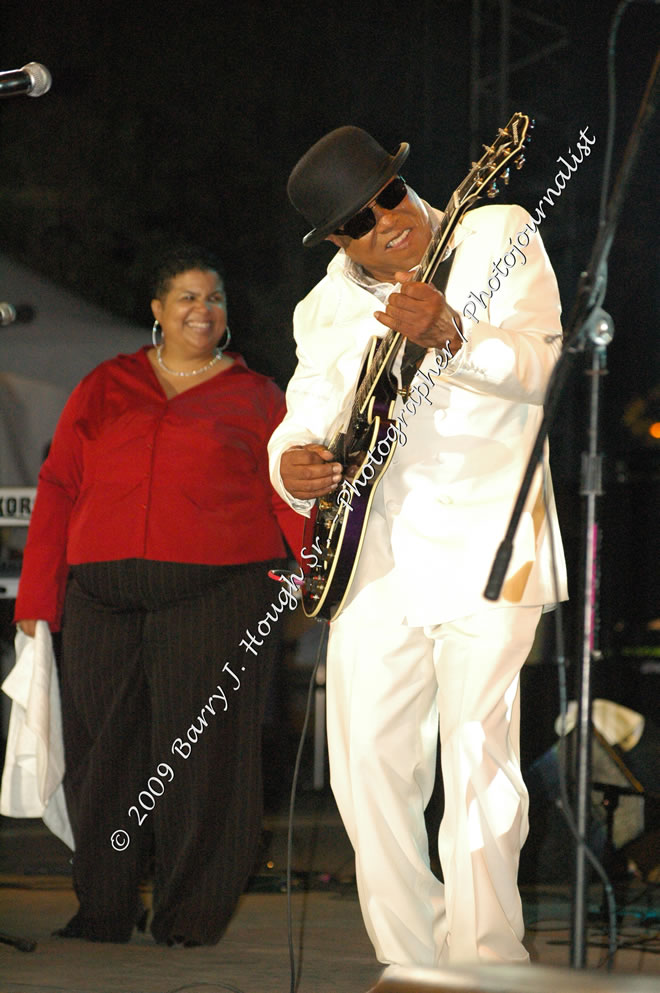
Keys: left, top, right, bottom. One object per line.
{"left": 335, "top": 176, "right": 408, "bottom": 240}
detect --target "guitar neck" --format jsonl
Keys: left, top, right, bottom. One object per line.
{"left": 348, "top": 198, "right": 465, "bottom": 424}
{"left": 342, "top": 113, "right": 530, "bottom": 446}
{"left": 418, "top": 190, "right": 469, "bottom": 285}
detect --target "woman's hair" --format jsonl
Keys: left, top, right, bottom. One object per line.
{"left": 149, "top": 245, "right": 226, "bottom": 300}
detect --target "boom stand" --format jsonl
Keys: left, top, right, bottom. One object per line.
{"left": 484, "top": 49, "right": 659, "bottom": 968}
{"left": 570, "top": 314, "right": 612, "bottom": 968}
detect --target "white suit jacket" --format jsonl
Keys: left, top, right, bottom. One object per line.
{"left": 268, "top": 204, "right": 568, "bottom": 625}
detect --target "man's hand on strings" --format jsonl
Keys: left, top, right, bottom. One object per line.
{"left": 374, "top": 270, "right": 465, "bottom": 355}
{"left": 280, "top": 444, "right": 342, "bottom": 500}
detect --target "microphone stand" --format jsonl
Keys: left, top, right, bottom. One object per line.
{"left": 484, "top": 49, "right": 659, "bottom": 968}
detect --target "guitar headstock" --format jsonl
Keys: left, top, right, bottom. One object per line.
{"left": 462, "top": 113, "right": 532, "bottom": 204}
{"left": 418, "top": 113, "right": 534, "bottom": 286}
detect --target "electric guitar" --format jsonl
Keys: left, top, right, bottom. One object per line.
{"left": 300, "top": 113, "right": 532, "bottom": 620}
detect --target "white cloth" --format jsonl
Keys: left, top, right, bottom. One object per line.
{"left": 268, "top": 203, "right": 568, "bottom": 624}
{"left": 1, "top": 622, "right": 74, "bottom": 849}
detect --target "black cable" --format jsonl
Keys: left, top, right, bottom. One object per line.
{"left": 599, "top": 2, "right": 628, "bottom": 227}
{"left": 166, "top": 985, "right": 245, "bottom": 993}
{"left": 165, "top": 985, "right": 245, "bottom": 993}
{"left": 599, "top": 1, "right": 660, "bottom": 226}
{"left": 285, "top": 619, "right": 329, "bottom": 993}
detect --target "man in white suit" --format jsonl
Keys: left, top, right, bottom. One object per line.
{"left": 268, "top": 126, "right": 567, "bottom": 971}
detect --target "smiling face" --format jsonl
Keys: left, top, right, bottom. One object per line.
{"left": 326, "top": 185, "right": 432, "bottom": 283}
{"left": 151, "top": 268, "right": 227, "bottom": 362}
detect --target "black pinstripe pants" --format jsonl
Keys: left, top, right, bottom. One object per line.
{"left": 58, "top": 558, "right": 282, "bottom": 944}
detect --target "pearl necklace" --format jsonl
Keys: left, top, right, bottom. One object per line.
{"left": 156, "top": 344, "right": 221, "bottom": 377}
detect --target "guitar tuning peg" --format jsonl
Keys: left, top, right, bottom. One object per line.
{"left": 497, "top": 127, "right": 509, "bottom": 137}
{"left": 502, "top": 168, "right": 510, "bottom": 186}
{"left": 482, "top": 144, "right": 495, "bottom": 155}
{"left": 487, "top": 180, "right": 499, "bottom": 199}
{"left": 515, "top": 154, "right": 525, "bottom": 170}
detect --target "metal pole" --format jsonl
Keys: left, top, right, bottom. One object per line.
{"left": 570, "top": 333, "right": 609, "bottom": 965}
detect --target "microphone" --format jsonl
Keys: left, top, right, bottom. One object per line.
{"left": 0, "top": 63, "right": 52, "bottom": 99}
{"left": 0, "top": 303, "right": 36, "bottom": 326}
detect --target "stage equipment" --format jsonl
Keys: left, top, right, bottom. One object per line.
{"left": 521, "top": 703, "right": 659, "bottom": 885}
{"left": 0, "top": 488, "right": 35, "bottom": 599}
{"left": 483, "top": 25, "right": 659, "bottom": 965}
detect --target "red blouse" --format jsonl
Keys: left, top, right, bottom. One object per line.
{"left": 14, "top": 347, "right": 303, "bottom": 630}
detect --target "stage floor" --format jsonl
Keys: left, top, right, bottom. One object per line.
{"left": 1, "top": 790, "right": 658, "bottom": 993}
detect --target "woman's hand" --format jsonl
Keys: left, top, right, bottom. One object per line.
{"left": 280, "top": 444, "right": 342, "bottom": 500}
{"left": 16, "top": 620, "right": 38, "bottom": 638}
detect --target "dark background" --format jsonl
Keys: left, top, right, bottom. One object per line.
{"left": 1, "top": 0, "right": 658, "bottom": 724}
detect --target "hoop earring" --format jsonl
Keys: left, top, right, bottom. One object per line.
{"left": 152, "top": 319, "right": 162, "bottom": 348}
{"left": 217, "top": 325, "right": 232, "bottom": 356}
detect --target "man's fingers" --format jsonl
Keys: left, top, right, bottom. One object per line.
{"left": 375, "top": 280, "right": 455, "bottom": 336}
{"left": 291, "top": 461, "right": 339, "bottom": 482}
{"left": 394, "top": 275, "right": 444, "bottom": 299}
{"left": 396, "top": 285, "right": 449, "bottom": 313}
{"left": 384, "top": 294, "right": 421, "bottom": 318}
{"left": 299, "top": 444, "right": 337, "bottom": 463}
{"left": 284, "top": 445, "right": 340, "bottom": 471}
{"left": 281, "top": 443, "right": 343, "bottom": 499}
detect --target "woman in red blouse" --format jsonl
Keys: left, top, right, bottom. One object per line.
{"left": 14, "top": 247, "right": 302, "bottom": 946}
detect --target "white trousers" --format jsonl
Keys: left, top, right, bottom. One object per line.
{"left": 327, "top": 563, "right": 542, "bottom": 967}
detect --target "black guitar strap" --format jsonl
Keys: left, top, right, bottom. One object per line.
{"left": 398, "top": 250, "right": 456, "bottom": 395}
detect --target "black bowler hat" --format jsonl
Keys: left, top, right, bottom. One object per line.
{"left": 287, "top": 126, "right": 410, "bottom": 247}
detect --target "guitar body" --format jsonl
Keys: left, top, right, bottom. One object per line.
{"left": 299, "top": 113, "right": 531, "bottom": 623}
{"left": 301, "top": 345, "right": 398, "bottom": 620}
